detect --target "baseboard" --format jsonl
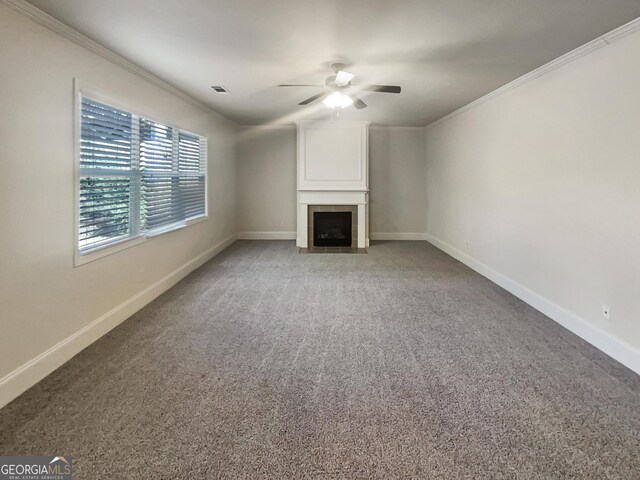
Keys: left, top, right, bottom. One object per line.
{"left": 0, "top": 233, "right": 238, "bottom": 409}
{"left": 237, "top": 231, "right": 296, "bottom": 240}
{"left": 425, "top": 233, "right": 640, "bottom": 375}
{"left": 370, "top": 232, "right": 428, "bottom": 241}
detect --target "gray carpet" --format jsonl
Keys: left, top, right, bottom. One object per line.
{"left": 1, "top": 240, "right": 639, "bottom": 479}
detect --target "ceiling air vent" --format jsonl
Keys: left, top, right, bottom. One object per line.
{"left": 210, "top": 85, "right": 230, "bottom": 94}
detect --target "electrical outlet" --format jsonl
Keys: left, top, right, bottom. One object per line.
{"left": 602, "top": 304, "right": 611, "bottom": 321}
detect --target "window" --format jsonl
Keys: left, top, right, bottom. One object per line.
{"left": 77, "top": 95, "right": 207, "bottom": 261}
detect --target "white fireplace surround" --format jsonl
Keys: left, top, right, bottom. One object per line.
{"left": 296, "top": 120, "right": 370, "bottom": 248}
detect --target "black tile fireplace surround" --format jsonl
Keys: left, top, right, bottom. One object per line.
{"left": 313, "top": 211, "right": 352, "bottom": 247}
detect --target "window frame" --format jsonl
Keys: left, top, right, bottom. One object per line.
{"left": 74, "top": 80, "right": 208, "bottom": 266}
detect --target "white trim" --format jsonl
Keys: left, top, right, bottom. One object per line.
{"left": 146, "top": 215, "right": 208, "bottom": 238}
{"left": 425, "top": 233, "right": 640, "bottom": 375}
{"left": 240, "top": 125, "right": 296, "bottom": 130}
{"left": 0, "top": 233, "right": 237, "bottom": 409}
{"left": 75, "top": 235, "right": 147, "bottom": 266}
{"left": 297, "top": 190, "right": 368, "bottom": 203}
{"left": 5, "top": 0, "right": 637, "bottom": 132}
{"left": 426, "top": 16, "right": 640, "bottom": 130}
{"left": 74, "top": 80, "right": 209, "bottom": 266}
{"left": 602, "top": 17, "right": 640, "bottom": 43}
{"left": 0, "top": 0, "right": 231, "bottom": 121}
{"left": 370, "top": 232, "right": 428, "bottom": 241}
{"left": 297, "top": 190, "right": 369, "bottom": 248}
{"left": 237, "top": 231, "right": 296, "bottom": 240}
{"left": 296, "top": 120, "right": 370, "bottom": 192}
{"left": 369, "top": 125, "right": 426, "bottom": 131}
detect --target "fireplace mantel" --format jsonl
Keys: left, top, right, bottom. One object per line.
{"left": 295, "top": 120, "right": 370, "bottom": 248}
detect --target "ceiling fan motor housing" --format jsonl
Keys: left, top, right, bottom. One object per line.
{"left": 325, "top": 75, "right": 351, "bottom": 90}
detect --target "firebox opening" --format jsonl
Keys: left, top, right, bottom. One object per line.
{"left": 313, "top": 212, "right": 352, "bottom": 247}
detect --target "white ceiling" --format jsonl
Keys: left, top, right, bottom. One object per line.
{"left": 26, "top": 0, "right": 640, "bottom": 126}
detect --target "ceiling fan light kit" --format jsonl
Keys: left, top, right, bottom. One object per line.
{"left": 323, "top": 92, "right": 354, "bottom": 109}
{"left": 278, "top": 63, "right": 401, "bottom": 111}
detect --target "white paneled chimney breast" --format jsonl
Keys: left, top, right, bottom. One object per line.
{"left": 296, "top": 121, "right": 369, "bottom": 248}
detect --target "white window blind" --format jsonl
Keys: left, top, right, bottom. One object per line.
{"left": 79, "top": 98, "right": 138, "bottom": 251}
{"left": 140, "top": 118, "right": 175, "bottom": 231}
{"left": 177, "top": 132, "right": 207, "bottom": 220}
{"left": 78, "top": 96, "right": 207, "bottom": 255}
{"left": 140, "top": 121, "right": 207, "bottom": 232}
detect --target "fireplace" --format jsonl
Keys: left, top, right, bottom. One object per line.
{"left": 313, "top": 212, "right": 352, "bottom": 247}
{"left": 296, "top": 120, "right": 370, "bottom": 248}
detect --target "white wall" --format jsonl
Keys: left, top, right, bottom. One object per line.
{"left": 236, "top": 125, "right": 426, "bottom": 238}
{"left": 0, "top": 3, "right": 238, "bottom": 405}
{"left": 425, "top": 28, "right": 640, "bottom": 370}
{"left": 236, "top": 127, "right": 297, "bottom": 235}
{"left": 369, "top": 127, "right": 426, "bottom": 237}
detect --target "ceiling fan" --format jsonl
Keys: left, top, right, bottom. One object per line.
{"left": 277, "top": 63, "right": 401, "bottom": 110}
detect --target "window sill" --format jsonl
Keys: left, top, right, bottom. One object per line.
{"left": 146, "top": 215, "right": 208, "bottom": 237}
{"left": 75, "top": 235, "right": 146, "bottom": 266}
{"left": 74, "top": 215, "right": 208, "bottom": 267}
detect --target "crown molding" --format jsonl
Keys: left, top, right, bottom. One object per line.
{"left": 240, "top": 124, "right": 296, "bottom": 130}
{"left": 4, "top": 0, "right": 638, "bottom": 131}
{"left": 369, "top": 125, "right": 426, "bottom": 130}
{"left": 602, "top": 16, "right": 640, "bottom": 43}
{"left": 426, "top": 16, "right": 640, "bottom": 130}
{"left": 294, "top": 119, "right": 371, "bottom": 126}
{"left": 1, "top": 0, "right": 235, "bottom": 123}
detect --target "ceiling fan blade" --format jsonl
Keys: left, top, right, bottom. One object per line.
{"left": 351, "top": 96, "right": 367, "bottom": 110}
{"left": 277, "top": 84, "right": 323, "bottom": 87}
{"left": 360, "top": 85, "right": 402, "bottom": 94}
{"left": 335, "top": 70, "right": 355, "bottom": 86}
{"left": 298, "top": 91, "right": 328, "bottom": 105}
